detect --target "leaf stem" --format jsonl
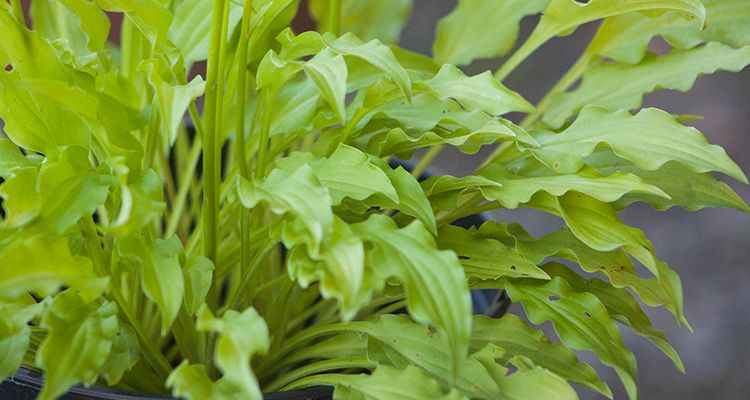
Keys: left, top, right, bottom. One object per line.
{"left": 235, "top": 1, "right": 255, "bottom": 289}
{"left": 266, "top": 357, "right": 375, "bottom": 392}
{"left": 201, "top": 0, "right": 230, "bottom": 266}
{"left": 328, "top": 0, "right": 342, "bottom": 35}
{"left": 411, "top": 145, "right": 443, "bottom": 178}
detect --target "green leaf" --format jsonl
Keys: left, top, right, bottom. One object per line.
{"left": 310, "top": 0, "right": 412, "bottom": 44}
{"left": 418, "top": 65, "right": 534, "bottom": 115}
{"left": 506, "top": 276, "right": 638, "bottom": 400}
{"left": 0, "top": 8, "right": 91, "bottom": 154}
{"left": 141, "top": 58, "right": 206, "bottom": 144}
{"left": 0, "top": 300, "right": 45, "bottom": 380}
{"left": 168, "top": 308, "right": 270, "bottom": 399}
{"left": 586, "top": 149, "right": 750, "bottom": 212}
{"left": 495, "top": 0, "right": 706, "bottom": 79}
{"left": 238, "top": 165, "right": 333, "bottom": 252}
{"left": 199, "top": 306, "right": 269, "bottom": 400}
{"left": 421, "top": 174, "right": 501, "bottom": 210}
{"left": 554, "top": 193, "right": 687, "bottom": 326}
{"left": 168, "top": 363, "right": 219, "bottom": 400}
{"left": 472, "top": 314, "right": 610, "bottom": 397}
{"left": 169, "top": 0, "right": 244, "bottom": 64}
{"left": 436, "top": 224, "right": 549, "bottom": 280}
{"left": 318, "top": 365, "right": 463, "bottom": 400}
{"left": 366, "top": 123, "right": 518, "bottom": 158}
{"left": 118, "top": 236, "right": 185, "bottom": 335}
{"left": 477, "top": 163, "right": 669, "bottom": 209}
{"left": 433, "top": 0, "right": 551, "bottom": 66}
{"left": 340, "top": 315, "right": 577, "bottom": 399}
{"left": 534, "top": 0, "right": 705, "bottom": 46}
{"left": 107, "top": 169, "right": 166, "bottom": 237}
{"left": 37, "top": 290, "right": 118, "bottom": 400}
{"left": 543, "top": 263, "right": 684, "bottom": 373}
{"left": 352, "top": 216, "right": 472, "bottom": 375}
{"left": 0, "top": 167, "right": 42, "bottom": 229}
{"left": 287, "top": 216, "right": 370, "bottom": 320}
{"left": 37, "top": 146, "right": 113, "bottom": 234}
{"left": 325, "top": 32, "right": 412, "bottom": 99}
{"left": 544, "top": 43, "right": 750, "bottom": 127}
{"left": 369, "top": 163, "right": 437, "bottom": 235}
{"left": 589, "top": 0, "right": 750, "bottom": 65}
{"left": 100, "top": 325, "right": 139, "bottom": 385}
{"left": 0, "top": 234, "right": 102, "bottom": 300}
{"left": 94, "top": 0, "right": 174, "bottom": 51}
{"left": 315, "top": 144, "right": 398, "bottom": 205}
{"left": 531, "top": 107, "right": 748, "bottom": 183}
{"left": 183, "top": 256, "right": 215, "bottom": 316}
{"left": 303, "top": 49, "right": 348, "bottom": 123}
{"left": 31, "top": 0, "right": 111, "bottom": 55}
{"left": 0, "top": 139, "right": 34, "bottom": 177}
{"left": 512, "top": 225, "right": 684, "bottom": 321}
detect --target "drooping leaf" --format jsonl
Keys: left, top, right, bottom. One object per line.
{"left": 544, "top": 43, "right": 750, "bottom": 127}
{"left": 471, "top": 314, "right": 610, "bottom": 397}
{"left": 554, "top": 193, "right": 687, "bottom": 326}
{"left": 585, "top": 149, "right": 750, "bottom": 211}
{"left": 477, "top": 163, "right": 669, "bottom": 209}
{"left": 303, "top": 49, "right": 348, "bottom": 123}
{"left": 37, "top": 290, "right": 118, "bottom": 400}
{"left": 315, "top": 144, "right": 399, "bottom": 205}
{"left": 325, "top": 32, "right": 412, "bottom": 99}
{"left": 589, "top": 0, "right": 750, "bottom": 65}
{"left": 506, "top": 276, "right": 638, "bottom": 400}
{"left": 421, "top": 174, "right": 501, "bottom": 210}
{"left": 433, "top": 0, "right": 551, "bottom": 66}
{"left": 436, "top": 224, "right": 549, "bottom": 280}
{"left": 531, "top": 107, "right": 748, "bottom": 183}
{"left": 511, "top": 225, "right": 683, "bottom": 320}
{"left": 543, "top": 263, "right": 684, "bottom": 372}
{"left": 352, "top": 216, "right": 472, "bottom": 375}
{"left": 363, "top": 117, "right": 522, "bottom": 158}
{"left": 337, "top": 315, "right": 577, "bottom": 399}
{"left": 368, "top": 163, "right": 437, "bottom": 235}
{"left": 496, "top": 0, "right": 706, "bottom": 79}
{"left": 418, "top": 65, "right": 534, "bottom": 115}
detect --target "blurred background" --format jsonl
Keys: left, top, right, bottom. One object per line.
{"left": 3, "top": 1, "right": 748, "bottom": 399}
{"left": 401, "top": 1, "right": 750, "bottom": 399}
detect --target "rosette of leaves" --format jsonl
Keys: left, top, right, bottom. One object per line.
{"left": 0, "top": 0, "right": 748, "bottom": 399}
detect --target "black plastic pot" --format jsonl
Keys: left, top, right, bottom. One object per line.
{"left": 1, "top": 368, "right": 333, "bottom": 400}
{"left": 1, "top": 160, "right": 508, "bottom": 400}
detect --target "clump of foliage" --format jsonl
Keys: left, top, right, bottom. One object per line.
{"left": 1, "top": 0, "right": 749, "bottom": 399}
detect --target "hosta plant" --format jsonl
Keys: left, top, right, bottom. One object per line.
{"left": 1, "top": 0, "right": 749, "bottom": 399}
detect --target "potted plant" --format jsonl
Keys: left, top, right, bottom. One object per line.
{"left": 1, "top": 0, "right": 748, "bottom": 399}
